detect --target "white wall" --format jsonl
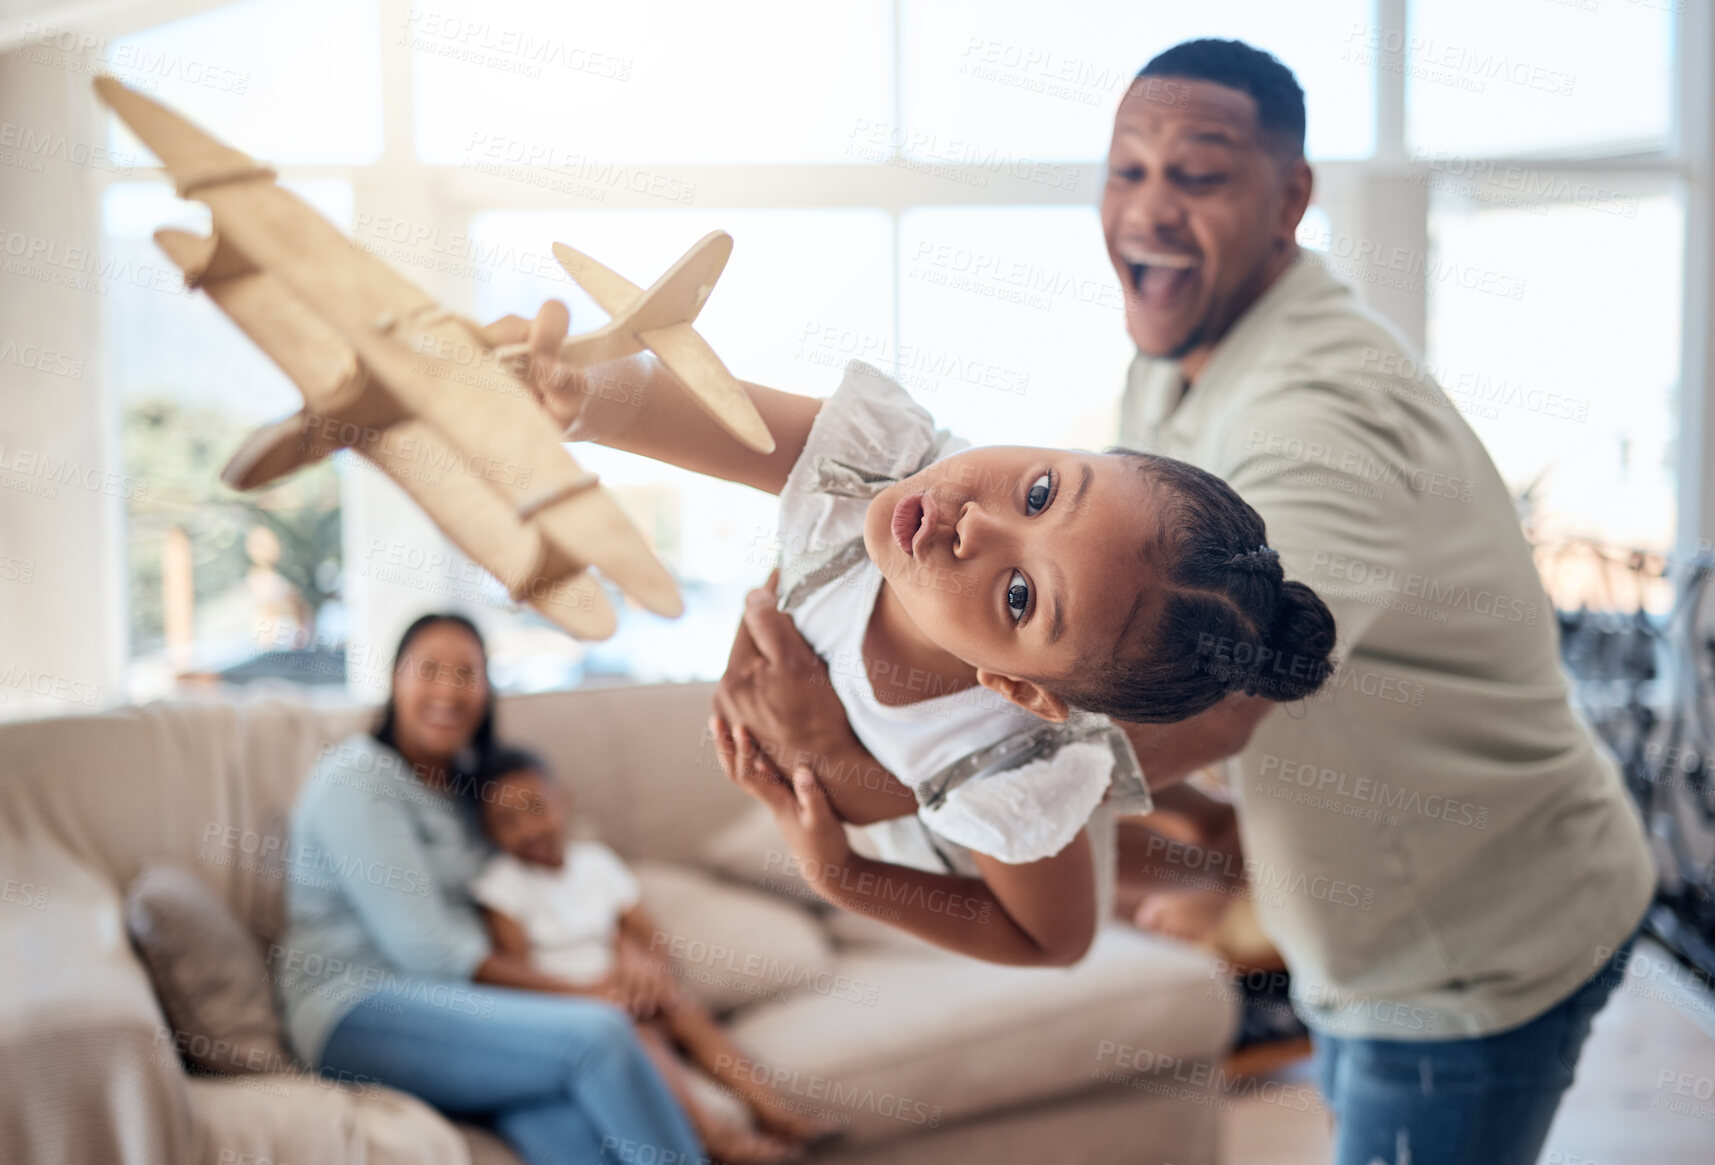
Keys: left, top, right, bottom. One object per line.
{"left": 0, "top": 53, "right": 127, "bottom": 718}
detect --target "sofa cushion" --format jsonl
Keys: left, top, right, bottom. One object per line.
{"left": 727, "top": 925, "right": 1240, "bottom": 1143}
{"left": 697, "top": 801, "right": 820, "bottom": 902}
{"left": 184, "top": 1073, "right": 468, "bottom": 1165}
{"left": 124, "top": 864, "right": 290, "bottom": 1076}
{"left": 820, "top": 907, "right": 947, "bottom": 957}
{"left": 632, "top": 860, "right": 836, "bottom": 1014}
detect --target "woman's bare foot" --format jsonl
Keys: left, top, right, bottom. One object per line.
{"left": 700, "top": 1121, "right": 803, "bottom": 1165}
{"left": 1133, "top": 887, "right": 1232, "bottom": 945}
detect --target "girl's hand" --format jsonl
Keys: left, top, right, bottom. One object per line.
{"left": 479, "top": 301, "right": 588, "bottom": 432}
{"left": 713, "top": 728, "right": 852, "bottom": 887}
{"left": 605, "top": 940, "right": 673, "bottom": 1019}
{"left": 590, "top": 951, "right": 663, "bottom": 1020}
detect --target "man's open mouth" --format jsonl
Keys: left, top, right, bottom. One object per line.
{"left": 1121, "top": 247, "right": 1199, "bottom": 308}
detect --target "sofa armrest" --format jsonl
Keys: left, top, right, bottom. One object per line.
{"left": 0, "top": 839, "right": 193, "bottom": 1164}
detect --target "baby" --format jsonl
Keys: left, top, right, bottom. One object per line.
{"left": 472, "top": 748, "right": 836, "bottom": 1165}
{"left": 499, "top": 300, "right": 1338, "bottom": 968}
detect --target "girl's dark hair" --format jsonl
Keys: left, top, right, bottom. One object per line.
{"left": 474, "top": 745, "right": 551, "bottom": 809}
{"left": 481, "top": 746, "right": 549, "bottom": 784}
{"left": 1058, "top": 453, "right": 1337, "bottom": 724}
{"left": 372, "top": 612, "right": 497, "bottom": 793}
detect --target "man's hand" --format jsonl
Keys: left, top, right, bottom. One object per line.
{"left": 713, "top": 729, "right": 853, "bottom": 889}
{"left": 710, "top": 576, "right": 857, "bottom": 781}
{"left": 709, "top": 578, "right": 921, "bottom": 823}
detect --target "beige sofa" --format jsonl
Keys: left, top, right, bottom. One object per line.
{"left": 0, "top": 683, "right": 1239, "bottom": 1165}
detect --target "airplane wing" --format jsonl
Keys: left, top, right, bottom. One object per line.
{"left": 550, "top": 243, "right": 645, "bottom": 317}
{"left": 553, "top": 233, "right": 730, "bottom": 333}
{"left": 156, "top": 227, "right": 400, "bottom": 492}
{"left": 358, "top": 337, "right": 683, "bottom": 620}
{"left": 360, "top": 418, "right": 618, "bottom": 639}
{"left": 156, "top": 227, "right": 373, "bottom": 418}
{"left": 544, "top": 244, "right": 652, "bottom": 367}
{"left": 639, "top": 322, "right": 775, "bottom": 455}
{"left": 221, "top": 412, "right": 322, "bottom": 492}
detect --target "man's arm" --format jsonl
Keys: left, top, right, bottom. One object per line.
{"left": 1119, "top": 694, "right": 1274, "bottom": 791}
{"left": 1115, "top": 783, "right": 1245, "bottom": 922}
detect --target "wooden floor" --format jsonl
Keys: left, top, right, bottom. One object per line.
{"left": 1221, "top": 939, "right": 1715, "bottom": 1164}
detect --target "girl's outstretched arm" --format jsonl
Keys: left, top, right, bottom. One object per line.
{"left": 485, "top": 301, "right": 822, "bottom": 496}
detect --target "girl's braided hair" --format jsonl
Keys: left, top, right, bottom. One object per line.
{"left": 1055, "top": 452, "right": 1337, "bottom": 723}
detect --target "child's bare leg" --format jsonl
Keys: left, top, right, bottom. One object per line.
{"left": 656, "top": 990, "right": 842, "bottom": 1146}
{"left": 634, "top": 1020, "right": 801, "bottom": 1165}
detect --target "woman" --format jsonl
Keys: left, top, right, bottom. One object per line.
{"left": 275, "top": 613, "right": 705, "bottom": 1165}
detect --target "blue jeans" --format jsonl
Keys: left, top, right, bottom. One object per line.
{"left": 1312, "top": 926, "right": 1640, "bottom": 1165}
{"left": 320, "top": 985, "right": 705, "bottom": 1165}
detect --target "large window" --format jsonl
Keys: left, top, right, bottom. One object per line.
{"left": 88, "top": 0, "right": 1694, "bottom": 703}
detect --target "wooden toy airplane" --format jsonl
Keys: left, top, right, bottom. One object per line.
{"left": 508, "top": 234, "right": 774, "bottom": 455}
{"left": 92, "top": 76, "right": 770, "bottom": 639}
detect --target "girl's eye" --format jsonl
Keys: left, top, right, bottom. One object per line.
{"left": 1007, "top": 569, "right": 1031, "bottom": 623}
{"left": 1025, "top": 472, "right": 1053, "bottom": 516}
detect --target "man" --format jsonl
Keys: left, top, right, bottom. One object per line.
{"left": 709, "top": 38, "right": 1655, "bottom": 1165}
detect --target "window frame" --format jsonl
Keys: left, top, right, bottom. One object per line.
{"left": 76, "top": 0, "right": 1715, "bottom": 695}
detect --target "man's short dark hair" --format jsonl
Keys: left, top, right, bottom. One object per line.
{"left": 1137, "top": 38, "right": 1306, "bottom": 159}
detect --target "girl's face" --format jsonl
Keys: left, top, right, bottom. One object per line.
{"left": 861, "top": 447, "right": 1163, "bottom": 712}
{"left": 391, "top": 622, "right": 490, "bottom": 765}
{"left": 483, "top": 770, "right": 567, "bottom": 869}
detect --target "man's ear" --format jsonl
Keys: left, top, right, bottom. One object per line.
{"left": 1280, "top": 156, "right": 1314, "bottom": 241}
{"left": 976, "top": 669, "right": 1070, "bottom": 723}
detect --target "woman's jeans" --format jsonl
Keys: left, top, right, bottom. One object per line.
{"left": 1313, "top": 925, "right": 1641, "bottom": 1165}
{"left": 320, "top": 984, "right": 704, "bottom": 1165}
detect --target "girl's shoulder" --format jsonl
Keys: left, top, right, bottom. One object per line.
{"left": 777, "top": 363, "right": 965, "bottom": 543}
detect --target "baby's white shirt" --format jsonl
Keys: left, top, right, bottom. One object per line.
{"left": 470, "top": 843, "right": 641, "bottom": 984}
{"left": 775, "top": 360, "right": 1133, "bottom": 872}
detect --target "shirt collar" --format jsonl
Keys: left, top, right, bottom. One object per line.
{"left": 1130, "top": 251, "right": 1335, "bottom": 442}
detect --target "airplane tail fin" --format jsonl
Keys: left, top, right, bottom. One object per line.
{"left": 555, "top": 232, "right": 733, "bottom": 335}
{"left": 548, "top": 232, "right": 771, "bottom": 453}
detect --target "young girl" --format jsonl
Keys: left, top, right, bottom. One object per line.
{"left": 472, "top": 747, "right": 838, "bottom": 1165}
{"left": 490, "top": 302, "right": 1336, "bottom": 968}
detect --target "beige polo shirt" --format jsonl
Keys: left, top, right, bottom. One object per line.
{"left": 1120, "top": 252, "right": 1654, "bottom": 1040}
